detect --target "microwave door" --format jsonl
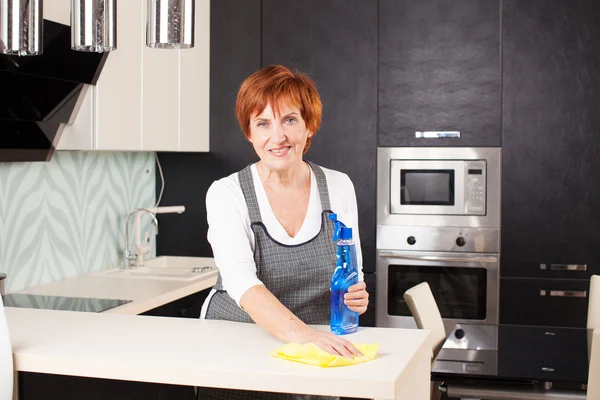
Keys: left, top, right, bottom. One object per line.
{"left": 390, "top": 160, "right": 465, "bottom": 215}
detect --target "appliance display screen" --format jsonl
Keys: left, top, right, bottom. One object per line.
{"left": 401, "top": 169, "right": 455, "bottom": 205}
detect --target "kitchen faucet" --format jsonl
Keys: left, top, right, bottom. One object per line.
{"left": 124, "top": 206, "right": 185, "bottom": 269}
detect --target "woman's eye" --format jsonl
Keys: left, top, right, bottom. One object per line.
{"left": 284, "top": 117, "right": 296, "bottom": 124}
{"left": 257, "top": 121, "right": 267, "bottom": 128}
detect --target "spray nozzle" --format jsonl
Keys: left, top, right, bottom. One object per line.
{"left": 329, "top": 213, "right": 352, "bottom": 241}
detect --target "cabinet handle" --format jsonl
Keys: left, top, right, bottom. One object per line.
{"left": 415, "top": 131, "right": 461, "bottom": 139}
{"left": 539, "top": 290, "right": 587, "bottom": 298}
{"left": 540, "top": 263, "right": 587, "bottom": 272}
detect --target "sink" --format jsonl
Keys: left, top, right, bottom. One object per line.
{"left": 99, "top": 256, "right": 218, "bottom": 282}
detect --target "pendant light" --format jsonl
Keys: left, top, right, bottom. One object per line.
{"left": 146, "top": 0, "right": 194, "bottom": 49}
{"left": 71, "top": 0, "right": 116, "bottom": 52}
{"left": 0, "top": 0, "right": 43, "bottom": 56}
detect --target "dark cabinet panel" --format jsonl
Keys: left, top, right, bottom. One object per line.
{"left": 262, "top": 0, "right": 378, "bottom": 272}
{"left": 19, "top": 372, "right": 195, "bottom": 400}
{"left": 141, "top": 289, "right": 211, "bottom": 319}
{"left": 378, "top": 0, "right": 501, "bottom": 147}
{"left": 501, "top": 260, "right": 598, "bottom": 280}
{"left": 500, "top": 277, "right": 590, "bottom": 328}
{"left": 501, "top": 0, "right": 600, "bottom": 276}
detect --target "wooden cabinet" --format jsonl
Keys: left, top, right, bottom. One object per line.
{"left": 378, "top": 0, "right": 501, "bottom": 147}
{"left": 53, "top": 0, "right": 210, "bottom": 152}
{"left": 500, "top": 0, "right": 600, "bottom": 327}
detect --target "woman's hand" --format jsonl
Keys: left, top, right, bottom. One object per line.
{"left": 344, "top": 281, "right": 369, "bottom": 315}
{"left": 303, "top": 329, "right": 363, "bottom": 358}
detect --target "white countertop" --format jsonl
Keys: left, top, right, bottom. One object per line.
{"left": 15, "top": 257, "right": 218, "bottom": 315}
{"left": 7, "top": 307, "right": 431, "bottom": 399}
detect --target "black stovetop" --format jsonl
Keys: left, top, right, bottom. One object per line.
{"left": 432, "top": 323, "right": 592, "bottom": 385}
{"left": 2, "top": 293, "right": 131, "bottom": 313}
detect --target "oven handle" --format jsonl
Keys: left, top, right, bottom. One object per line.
{"left": 378, "top": 251, "right": 498, "bottom": 264}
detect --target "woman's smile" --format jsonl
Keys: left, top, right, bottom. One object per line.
{"left": 268, "top": 146, "right": 292, "bottom": 156}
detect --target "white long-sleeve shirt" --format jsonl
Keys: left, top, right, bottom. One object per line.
{"left": 200, "top": 163, "right": 363, "bottom": 318}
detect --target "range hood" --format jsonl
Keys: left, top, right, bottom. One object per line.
{"left": 0, "top": 20, "right": 108, "bottom": 162}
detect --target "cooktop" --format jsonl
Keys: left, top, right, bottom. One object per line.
{"left": 2, "top": 293, "right": 131, "bottom": 313}
{"left": 432, "top": 323, "right": 591, "bottom": 385}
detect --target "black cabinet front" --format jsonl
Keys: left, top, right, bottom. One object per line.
{"left": 141, "top": 290, "right": 211, "bottom": 319}
{"left": 378, "top": 0, "right": 501, "bottom": 147}
{"left": 19, "top": 372, "right": 195, "bottom": 400}
{"left": 500, "top": 277, "right": 590, "bottom": 328}
{"left": 262, "top": 0, "right": 378, "bottom": 273}
{"left": 501, "top": 0, "right": 600, "bottom": 278}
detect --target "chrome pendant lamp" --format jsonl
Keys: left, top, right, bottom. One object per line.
{"left": 146, "top": 0, "right": 194, "bottom": 49}
{"left": 0, "top": 0, "right": 43, "bottom": 56}
{"left": 71, "top": 0, "right": 116, "bottom": 52}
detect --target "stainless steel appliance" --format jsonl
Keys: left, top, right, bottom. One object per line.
{"left": 376, "top": 147, "right": 501, "bottom": 333}
{"left": 378, "top": 147, "right": 501, "bottom": 228}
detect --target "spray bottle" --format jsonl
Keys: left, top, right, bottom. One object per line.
{"left": 329, "top": 213, "right": 359, "bottom": 335}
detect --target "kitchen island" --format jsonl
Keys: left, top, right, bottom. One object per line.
{"left": 7, "top": 307, "right": 431, "bottom": 399}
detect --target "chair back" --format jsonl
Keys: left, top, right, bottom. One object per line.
{"left": 589, "top": 329, "right": 600, "bottom": 400}
{"left": 0, "top": 295, "right": 13, "bottom": 400}
{"left": 588, "top": 275, "right": 600, "bottom": 329}
{"left": 403, "top": 282, "right": 446, "bottom": 360}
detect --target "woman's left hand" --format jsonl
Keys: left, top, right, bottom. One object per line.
{"left": 344, "top": 281, "right": 369, "bottom": 315}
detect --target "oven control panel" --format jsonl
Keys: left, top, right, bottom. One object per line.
{"left": 377, "top": 225, "right": 500, "bottom": 253}
{"left": 464, "top": 160, "right": 486, "bottom": 215}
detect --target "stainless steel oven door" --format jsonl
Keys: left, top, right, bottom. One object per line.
{"left": 376, "top": 250, "right": 499, "bottom": 333}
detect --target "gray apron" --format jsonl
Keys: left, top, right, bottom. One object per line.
{"left": 198, "top": 162, "right": 338, "bottom": 400}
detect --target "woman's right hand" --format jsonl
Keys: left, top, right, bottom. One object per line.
{"left": 302, "top": 329, "right": 363, "bottom": 358}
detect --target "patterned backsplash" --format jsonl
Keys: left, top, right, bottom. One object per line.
{"left": 0, "top": 151, "right": 156, "bottom": 292}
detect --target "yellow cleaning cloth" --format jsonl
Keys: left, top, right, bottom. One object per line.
{"left": 270, "top": 342, "right": 380, "bottom": 367}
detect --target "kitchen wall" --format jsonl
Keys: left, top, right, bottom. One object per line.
{"left": 155, "top": 0, "right": 379, "bottom": 326}
{"left": 0, "top": 151, "right": 155, "bottom": 292}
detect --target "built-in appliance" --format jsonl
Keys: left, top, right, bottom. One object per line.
{"left": 389, "top": 159, "right": 487, "bottom": 216}
{"left": 376, "top": 147, "right": 501, "bottom": 333}
{"left": 1, "top": 293, "right": 130, "bottom": 313}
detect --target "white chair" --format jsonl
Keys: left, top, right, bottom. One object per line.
{"left": 404, "top": 281, "right": 447, "bottom": 360}
{"left": 0, "top": 296, "right": 13, "bottom": 400}
{"left": 588, "top": 329, "right": 599, "bottom": 400}
{"left": 588, "top": 275, "right": 600, "bottom": 329}
{"left": 404, "top": 282, "right": 446, "bottom": 400}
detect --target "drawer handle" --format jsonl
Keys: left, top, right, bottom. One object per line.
{"left": 415, "top": 131, "right": 461, "bottom": 139}
{"left": 540, "top": 263, "right": 587, "bottom": 272}
{"left": 539, "top": 290, "right": 587, "bottom": 298}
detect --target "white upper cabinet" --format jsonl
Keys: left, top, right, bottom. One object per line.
{"left": 43, "top": 0, "right": 69, "bottom": 25}
{"left": 180, "top": 0, "right": 211, "bottom": 152}
{"left": 56, "top": 0, "right": 210, "bottom": 152}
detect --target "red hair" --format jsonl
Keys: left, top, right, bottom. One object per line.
{"left": 236, "top": 65, "right": 323, "bottom": 154}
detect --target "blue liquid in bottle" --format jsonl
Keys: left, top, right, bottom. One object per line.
{"left": 329, "top": 221, "right": 359, "bottom": 335}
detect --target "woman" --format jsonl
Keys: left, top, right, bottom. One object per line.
{"left": 199, "top": 65, "right": 369, "bottom": 399}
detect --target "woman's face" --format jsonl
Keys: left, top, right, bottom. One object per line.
{"left": 248, "top": 102, "right": 312, "bottom": 172}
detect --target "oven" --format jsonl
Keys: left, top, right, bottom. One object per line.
{"left": 376, "top": 147, "right": 501, "bottom": 332}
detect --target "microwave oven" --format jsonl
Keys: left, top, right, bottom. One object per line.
{"left": 377, "top": 147, "right": 501, "bottom": 228}
{"left": 390, "top": 159, "right": 486, "bottom": 216}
